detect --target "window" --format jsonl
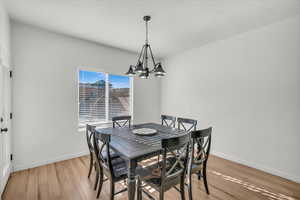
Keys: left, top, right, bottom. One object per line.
{"left": 78, "top": 70, "right": 132, "bottom": 128}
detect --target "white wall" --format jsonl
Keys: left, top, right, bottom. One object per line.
{"left": 11, "top": 21, "right": 161, "bottom": 171}
{"left": 161, "top": 15, "right": 300, "bottom": 183}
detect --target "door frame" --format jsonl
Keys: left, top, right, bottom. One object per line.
{"left": 0, "top": 55, "right": 12, "bottom": 197}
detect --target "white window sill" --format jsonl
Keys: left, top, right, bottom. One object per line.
{"left": 78, "top": 121, "right": 113, "bottom": 132}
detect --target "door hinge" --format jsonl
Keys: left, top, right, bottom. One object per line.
{"left": 10, "top": 113, "right": 13, "bottom": 119}
{"left": 10, "top": 154, "right": 13, "bottom": 161}
{"left": 9, "top": 70, "right": 13, "bottom": 78}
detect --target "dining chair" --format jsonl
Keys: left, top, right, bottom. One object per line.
{"left": 176, "top": 117, "right": 197, "bottom": 160}
{"left": 157, "top": 115, "right": 178, "bottom": 164}
{"left": 86, "top": 124, "right": 96, "bottom": 178}
{"left": 92, "top": 131, "right": 129, "bottom": 199}
{"left": 112, "top": 115, "right": 131, "bottom": 128}
{"left": 187, "top": 127, "right": 212, "bottom": 200}
{"left": 161, "top": 115, "right": 176, "bottom": 128}
{"left": 177, "top": 117, "right": 197, "bottom": 132}
{"left": 86, "top": 124, "right": 120, "bottom": 181}
{"left": 137, "top": 134, "right": 190, "bottom": 200}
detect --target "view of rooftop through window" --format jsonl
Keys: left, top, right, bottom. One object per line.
{"left": 79, "top": 70, "right": 131, "bottom": 127}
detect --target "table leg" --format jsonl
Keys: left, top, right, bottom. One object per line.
{"left": 127, "top": 160, "right": 137, "bottom": 200}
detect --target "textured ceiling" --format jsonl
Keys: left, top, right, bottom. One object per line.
{"left": 4, "top": 0, "right": 300, "bottom": 57}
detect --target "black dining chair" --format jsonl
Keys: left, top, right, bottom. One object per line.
{"left": 112, "top": 115, "right": 131, "bottom": 128}
{"left": 92, "top": 131, "right": 129, "bottom": 199}
{"left": 187, "top": 127, "right": 212, "bottom": 200}
{"left": 177, "top": 117, "right": 197, "bottom": 132}
{"left": 176, "top": 118, "right": 197, "bottom": 159}
{"left": 158, "top": 115, "right": 177, "bottom": 164}
{"left": 86, "top": 124, "right": 96, "bottom": 179}
{"left": 161, "top": 115, "right": 176, "bottom": 128}
{"left": 136, "top": 134, "right": 190, "bottom": 200}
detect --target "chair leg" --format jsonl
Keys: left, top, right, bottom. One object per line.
{"left": 88, "top": 153, "right": 93, "bottom": 178}
{"left": 137, "top": 177, "right": 142, "bottom": 200}
{"left": 94, "top": 171, "right": 99, "bottom": 190}
{"left": 188, "top": 174, "right": 193, "bottom": 200}
{"left": 203, "top": 165, "right": 210, "bottom": 194}
{"left": 96, "top": 171, "right": 104, "bottom": 198}
{"left": 157, "top": 155, "right": 161, "bottom": 168}
{"left": 159, "top": 191, "right": 164, "bottom": 200}
{"left": 110, "top": 181, "right": 115, "bottom": 200}
{"left": 197, "top": 171, "right": 201, "bottom": 180}
{"left": 180, "top": 177, "right": 186, "bottom": 200}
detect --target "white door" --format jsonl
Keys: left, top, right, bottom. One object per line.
{"left": 0, "top": 60, "right": 12, "bottom": 196}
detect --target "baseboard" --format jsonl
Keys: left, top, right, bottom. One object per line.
{"left": 212, "top": 151, "right": 300, "bottom": 183}
{"left": 13, "top": 151, "right": 90, "bottom": 172}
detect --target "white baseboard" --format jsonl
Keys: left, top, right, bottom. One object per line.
{"left": 13, "top": 151, "right": 90, "bottom": 172}
{"left": 212, "top": 151, "right": 300, "bottom": 183}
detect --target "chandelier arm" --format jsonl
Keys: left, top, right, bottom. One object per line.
{"left": 136, "top": 45, "right": 145, "bottom": 65}
{"left": 141, "top": 44, "right": 146, "bottom": 69}
{"left": 148, "top": 45, "right": 157, "bottom": 68}
{"left": 144, "top": 44, "right": 148, "bottom": 70}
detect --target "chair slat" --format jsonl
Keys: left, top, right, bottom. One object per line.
{"left": 161, "top": 114, "right": 176, "bottom": 128}
{"left": 112, "top": 115, "right": 131, "bottom": 128}
{"left": 177, "top": 117, "right": 197, "bottom": 132}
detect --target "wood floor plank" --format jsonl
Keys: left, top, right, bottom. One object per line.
{"left": 2, "top": 155, "right": 300, "bottom": 200}
{"left": 208, "top": 170, "right": 265, "bottom": 200}
{"left": 67, "top": 158, "right": 96, "bottom": 200}
{"left": 46, "top": 163, "right": 61, "bottom": 200}
{"left": 208, "top": 156, "right": 300, "bottom": 199}
{"left": 14, "top": 169, "right": 29, "bottom": 200}
{"left": 26, "top": 167, "right": 39, "bottom": 200}
{"left": 55, "top": 160, "right": 82, "bottom": 200}
{"left": 37, "top": 164, "right": 50, "bottom": 200}
{"left": 192, "top": 175, "right": 236, "bottom": 200}
{"left": 2, "top": 169, "right": 28, "bottom": 200}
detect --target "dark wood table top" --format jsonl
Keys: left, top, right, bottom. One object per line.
{"left": 95, "top": 123, "right": 187, "bottom": 161}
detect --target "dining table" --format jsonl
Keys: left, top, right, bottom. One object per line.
{"left": 95, "top": 122, "right": 188, "bottom": 200}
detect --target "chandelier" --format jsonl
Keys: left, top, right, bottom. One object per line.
{"left": 126, "top": 16, "right": 166, "bottom": 78}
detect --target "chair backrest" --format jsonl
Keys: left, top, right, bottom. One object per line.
{"left": 160, "top": 134, "right": 190, "bottom": 188}
{"left": 177, "top": 117, "right": 197, "bottom": 132}
{"left": 86, "top": 124, "right": 96, "bottom": 153}
{"left": 190, "top": 127, "right": 212, "bottom": 168}
{"left": 161, "top": 115, "right": 176, "bottom": 128}
{"left": 112, "top": 115, "right": 131, "bottom": 128}
{"left": 92, "top": 132, "right": 114, "bottom": 178}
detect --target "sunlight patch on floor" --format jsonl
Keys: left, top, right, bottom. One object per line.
{"left": 210, "top": 170, "right": 296, "bottom": 200}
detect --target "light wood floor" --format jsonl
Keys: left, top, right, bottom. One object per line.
{"left": 2, "top": 155, "right": 300, "bottom": 200}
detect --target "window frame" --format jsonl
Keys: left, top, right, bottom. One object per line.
{"left": 77, "top": 67, "right": 134, "bottom": 130}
